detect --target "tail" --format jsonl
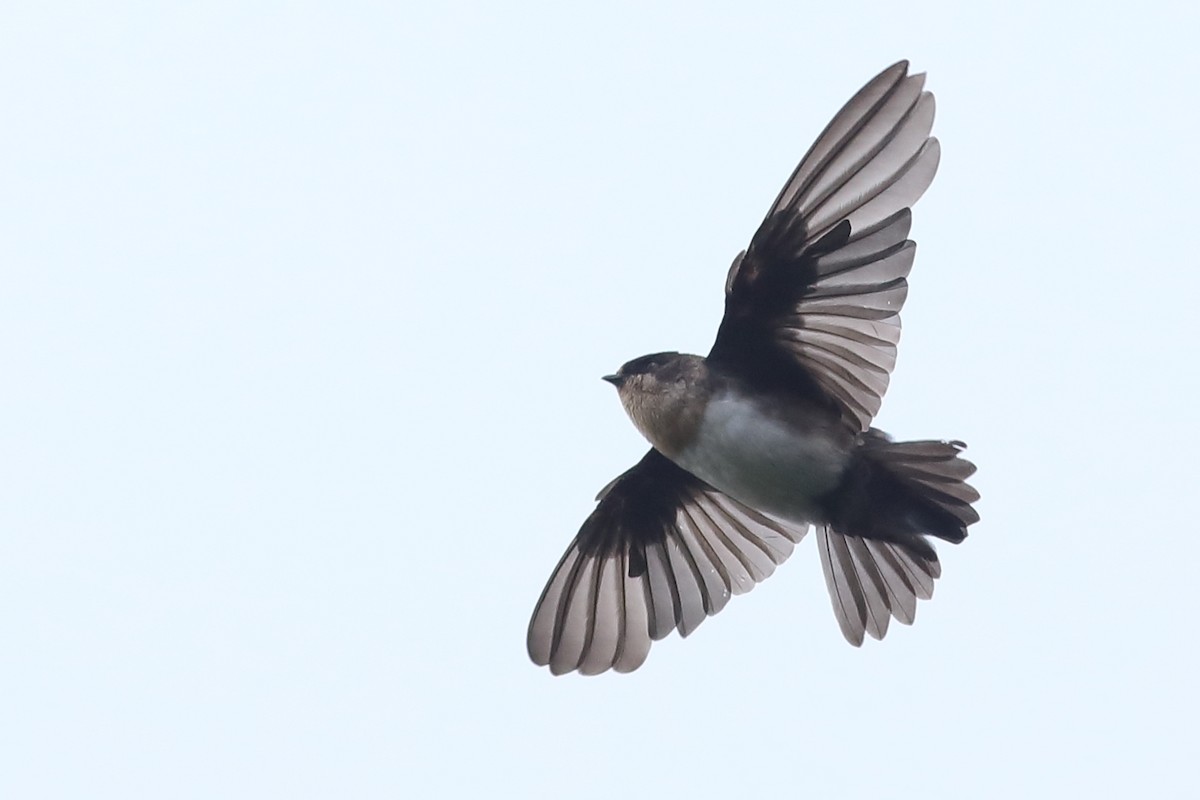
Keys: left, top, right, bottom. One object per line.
{"left": 816, "top": 430, "right": 979, "bottom": 645}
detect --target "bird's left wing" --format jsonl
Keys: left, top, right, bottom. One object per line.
{"left": 528, "top": 449, "right": 809, "bottom": 675}
{"left": 709, "top": 61, "right": 939, "bottom": 432}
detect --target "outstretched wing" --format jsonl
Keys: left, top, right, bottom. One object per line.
{"left": 527, "top": 450, "right": 809, "bottom": 675}
{"left": 710, "top": 61, "right": 939, "bottom": 432}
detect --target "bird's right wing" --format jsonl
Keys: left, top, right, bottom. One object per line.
{"left": 528, "top": 449, "right": 809, "bottom": 676}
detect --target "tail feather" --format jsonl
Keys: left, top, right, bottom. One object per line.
{"left": 818, "top": 529, "right": 940, "bottom": 644}
{"left": 873, "top": 439, "right": 980, "bottom": 530}
{"left": 817, "top": 432, "right": 978, "bottom": 645}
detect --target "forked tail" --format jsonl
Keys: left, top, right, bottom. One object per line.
{"left": 817, "top": 431, "right": 979, "bottom": 645}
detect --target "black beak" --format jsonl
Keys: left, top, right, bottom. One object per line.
{"left": 602, "top": 374, "right": 622, "bottom": 386}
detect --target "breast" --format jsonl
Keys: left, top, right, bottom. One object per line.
{"left": 674, "top": 390, "right": 851, "bottom": 524}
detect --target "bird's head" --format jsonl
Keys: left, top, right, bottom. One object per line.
{"left": 602, "top": 352, "right": 707, "bottom": 456}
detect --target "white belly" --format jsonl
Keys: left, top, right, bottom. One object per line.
{"left": 674, "top": 393, "right": 849, "bottom": 523}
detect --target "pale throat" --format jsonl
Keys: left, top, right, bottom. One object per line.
{"left": 620, "top": 386, "right": 703, "bottom": 459}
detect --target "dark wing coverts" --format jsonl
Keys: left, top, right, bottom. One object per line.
{"left": 711, "top": 61, "right": 939, "bottom": 432}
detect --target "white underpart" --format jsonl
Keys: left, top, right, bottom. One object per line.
{"left": 675, "top": 392, "right": 849, "bottom": 524}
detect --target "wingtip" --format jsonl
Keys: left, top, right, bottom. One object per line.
{"left": 926, "top": 136, "right": 943, "bottom": 164}
{"left": 888, "top": 59, "right": 910, "bottom": 75}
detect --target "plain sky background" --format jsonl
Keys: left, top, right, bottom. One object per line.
{"left": 3, "top": 1, "right": 1198, "bottom": 797}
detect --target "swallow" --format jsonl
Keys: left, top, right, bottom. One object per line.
{"left": 527, "top": 61, "right": 979, "bottom": 675}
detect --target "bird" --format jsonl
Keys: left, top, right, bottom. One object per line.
{"left": 527, "top": 61, "right": 979, "bottom": 676}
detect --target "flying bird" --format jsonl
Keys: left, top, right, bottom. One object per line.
{"left": 527, "top": 61, "right": 979, "bottom": 675}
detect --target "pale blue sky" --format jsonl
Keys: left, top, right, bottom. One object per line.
{"left": 3, "top": 2, "right": 1198, "bottom": 797}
